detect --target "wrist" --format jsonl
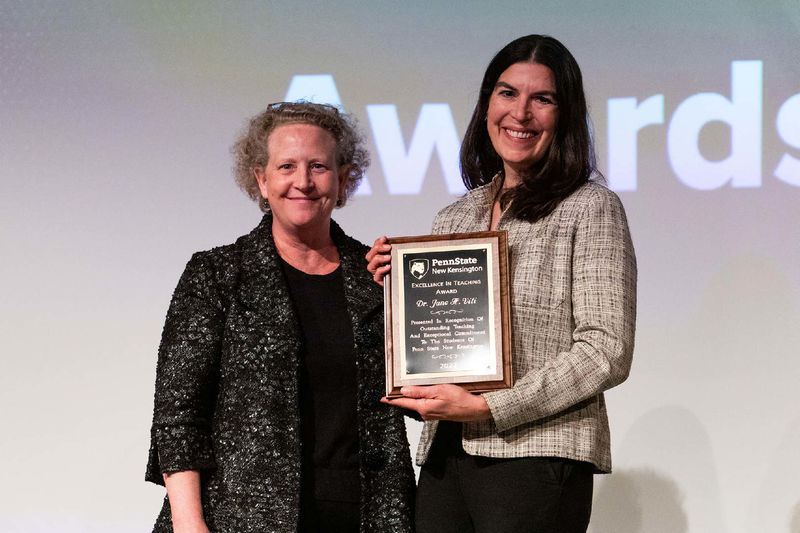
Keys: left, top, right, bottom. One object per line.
{"left": 472, "top": 394, "right": 492, "bottom": 420}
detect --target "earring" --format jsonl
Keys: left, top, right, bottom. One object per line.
{"left": 259, "top": 197, "right": 270, "bottom": 211}
{"left": 336, "top": 198, "right": 343, "bottom": 207}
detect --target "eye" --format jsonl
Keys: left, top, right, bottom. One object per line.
{"left": 533, "top": 95, "right": 556, "bottom": 106}
{"left": 278, "top": 163, "right": 293, "bottom": 170}
{"left": 310, "top": 162, "right": 329, "bottom": 171}
{"left": 497, "top": 89, "right": 515, "bottom": 98}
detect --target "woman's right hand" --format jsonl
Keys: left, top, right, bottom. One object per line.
{"left": 365, "top": 236, "right": 392, "bottom": 286}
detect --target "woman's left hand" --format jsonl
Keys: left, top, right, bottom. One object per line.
{"left": 381, "top": 384, "right": 492, "bottom": 422}
{"left": 365, "top": 236, "right": 392, "bottom": 286}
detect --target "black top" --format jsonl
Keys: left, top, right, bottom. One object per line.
{"left": 280, "top": 257, "right": 360, "bottom": 504}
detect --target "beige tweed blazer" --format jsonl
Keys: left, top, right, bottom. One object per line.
{"left": 417, "top": 177, "right": 637, "bottom": 473}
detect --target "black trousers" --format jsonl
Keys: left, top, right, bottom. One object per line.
{"left": 416, "top": 422, "right": 593, "bottom": 533}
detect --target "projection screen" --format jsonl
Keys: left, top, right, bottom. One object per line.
{"left": 1, "top": 1, "right": 798, "bottom": 532}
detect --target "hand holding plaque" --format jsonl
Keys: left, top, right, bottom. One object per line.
{"left": 383, "top": 231, "right": 512, "bottom": 397}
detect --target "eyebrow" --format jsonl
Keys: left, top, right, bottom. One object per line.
{"left": 494, "top": 81, "right": 557, "bottom": 98}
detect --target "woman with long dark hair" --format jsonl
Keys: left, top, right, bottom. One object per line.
{"left": 368, "top": 35, "right": 637, "bottom": 532}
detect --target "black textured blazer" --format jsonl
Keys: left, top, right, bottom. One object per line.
{"left": 146, "top": 214, "right": 415, "bottom": 533}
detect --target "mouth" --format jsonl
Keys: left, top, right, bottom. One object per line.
{"left": 503, "top": 127, "right": 539, "bottom": 140}
{"left": 286, "top": 196, "right": 319, "bottom": 201}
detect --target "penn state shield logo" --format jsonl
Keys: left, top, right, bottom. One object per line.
{"left": 408, "top": 259, "right": 430, "bottom": 280}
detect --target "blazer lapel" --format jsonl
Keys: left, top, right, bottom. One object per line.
{"left": 332, "top": 220, "right": 383, "bottom": 331}
{"left": 449, "top": 177, "right": 498, "bottom": 233}
{"left": 236, "top": 216, "right": 380, "bottom": 378}
{"left": 237, "top": 214, "right": 302, "bottom": 346}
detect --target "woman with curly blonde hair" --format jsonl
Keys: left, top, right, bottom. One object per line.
{"left": 147, "top": 102, "right": 415, "bottom": 533}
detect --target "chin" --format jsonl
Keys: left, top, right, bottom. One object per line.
{"left": 289, "top": 212, "right": 331, "bottom": 228}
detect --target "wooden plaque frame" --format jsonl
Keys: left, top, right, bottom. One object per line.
{"left": 384, "top": 231, "right": 512, "bottom": 398}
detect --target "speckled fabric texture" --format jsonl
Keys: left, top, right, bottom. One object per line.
{"left": 146, "top": 214, "right": 415, "bottom": 533}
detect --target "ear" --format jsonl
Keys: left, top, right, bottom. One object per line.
{"left": 337, "top": 165, "right": 351, "bottom": 202}
{"left": 254, "top": 167, "right": 269, "bottom": 200}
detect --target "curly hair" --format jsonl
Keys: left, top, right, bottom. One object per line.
{"left": 460, "top": 35, "right": 599, "bottom": 223}
{"left": 232, "top": 102, "right": 369, "bottom": 212}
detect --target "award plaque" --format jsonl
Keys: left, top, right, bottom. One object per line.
{"left": 384, "top": 231, "right": 512, "bottom": 397}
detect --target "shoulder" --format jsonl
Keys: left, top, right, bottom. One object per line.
{"left": 183, "top": 237, "right": 245, "bottom": 277}
{"left": 563, "top": 181, "right": 622, "bottom": 208}
{"left": 188, "top": 242, "right": 239, "bottom": 268}
{"left": 555, "top": 181, "right": 628, "bottom": 223}
{"left": 332, "top": 220, "right": 370, "bottom": 258}
{"left": 436, "top": 183, "right": 491, "bottom": 218}
{"left": 432, "top": 183, "right": 493, "bottom": 233}
{"left": 558, "top": 183, "right": 634, "bottom": 257}
{"left": 175, "top": 221, "right": 265, "bottom": 292}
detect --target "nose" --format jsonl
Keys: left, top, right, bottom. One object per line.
{"left": 293, "top": 165, "right": 315, "bottom": 191}
{"left": 511, "top": 98, "right": 531, "bottom": 122}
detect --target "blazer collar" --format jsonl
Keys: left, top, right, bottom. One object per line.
{"left": 238, "top": 214, "right": 382, "bottom": 330}
{"left": 450, "top": 173, "right": 504, "bottom": 233}
{"left": 476, "top": 172, "right": 504, "bottom": 211}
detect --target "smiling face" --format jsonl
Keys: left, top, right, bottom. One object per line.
{"left": 254, "top": 123, "right": 348, "bottom": 240}
{"left": 486, "top": 62, "right": 559, "bottom": 184}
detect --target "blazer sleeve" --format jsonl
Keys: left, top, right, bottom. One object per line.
{"left": 145, "top": 252, "right": 224, "bottom": 485}
{"left": 483, "top": 189, "right": 637, "bottom": 432}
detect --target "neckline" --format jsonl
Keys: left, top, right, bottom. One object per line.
{"left": 279, "top": 255, "right": 341, "bottom": 280}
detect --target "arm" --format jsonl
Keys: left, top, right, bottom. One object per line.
{"left": 163, "top": 471, "right": 211, "bottom": 533}
{"left": 146, "top": 252, "right": 223, "bottom": 483}
{"left": 484, "top": 190, "right": 637, "bottom": 431}
{"left": 381, "top": 384, "right": 492, "bottom": 421}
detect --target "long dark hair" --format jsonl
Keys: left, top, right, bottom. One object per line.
{"left": 460, "top": 35, "right": 597, "bottom": 222}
